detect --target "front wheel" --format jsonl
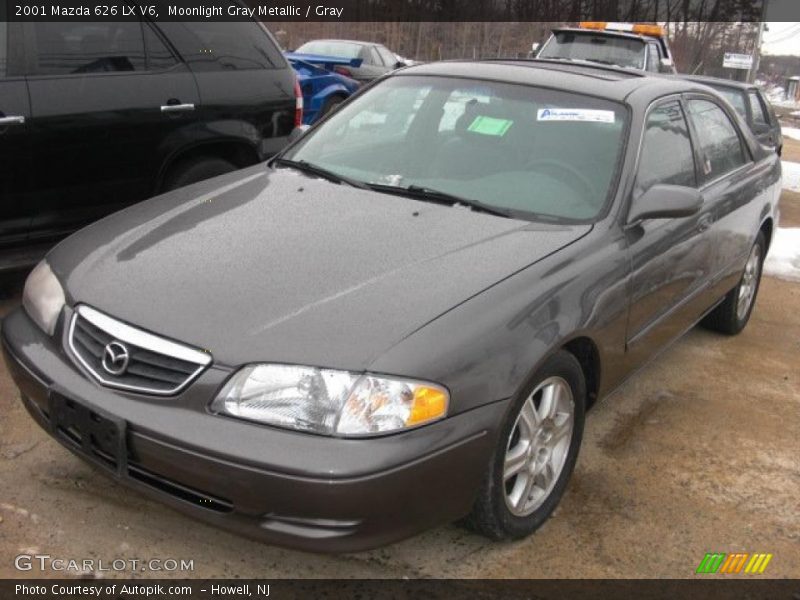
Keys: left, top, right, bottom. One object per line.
{"left": 702, "top": 231, "right": 765, "bottom": 335}
{"left": 465, "top": 351, "right": 586, "bottom": 540}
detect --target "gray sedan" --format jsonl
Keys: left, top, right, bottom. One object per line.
{"left": 3, "top": 60, "right": 780, "bottom": 552}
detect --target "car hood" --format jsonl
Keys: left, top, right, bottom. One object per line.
{"left": 50, "top": 166, "right": 591, "bottom": 369}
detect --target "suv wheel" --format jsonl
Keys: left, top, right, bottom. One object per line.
{"left": 465, "top": 351, "right": 586, "bottom": 540}
{"left": 163, "top": 157, "right": 237, "bottom": 192}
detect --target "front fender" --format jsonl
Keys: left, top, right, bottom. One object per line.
{"left": 367, "top": 227, "right": 631, "bottom": 416}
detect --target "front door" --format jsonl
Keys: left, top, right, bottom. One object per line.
{"left": 625, "top": 98, "right": 713, "bottom": 365}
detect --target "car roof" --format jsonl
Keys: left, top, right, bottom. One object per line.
{"left": 678, "top": 74, "right": 757, "bottom": 92}
{"left": 398, "top": 59, "right": 713, "bottom": 104}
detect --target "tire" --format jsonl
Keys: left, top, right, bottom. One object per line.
{"left": 319, "top": 95, "right": 346, "bottom": 118}
{"left": 162, "top": 157, "right": 237, "bottom": 192}
{"left": 702, "top": 231, "right": 765, "bottom": 335}
{"left": 464, "top": 350, "right": 586, "bottom": 540}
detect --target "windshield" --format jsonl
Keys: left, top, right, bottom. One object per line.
{"left": 539, "top": 32, "right": 646, "bottom": 70}
{"left": 295, "top": 40, "right": 361, "bottom": 59}
{"left": 281, "top": 75, "right": 628, "bottom": 222}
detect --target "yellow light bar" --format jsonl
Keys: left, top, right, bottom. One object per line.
{"left": 579, "top": 21, "right": 664, "bottom": 38}
{"left": 632, "top": 23, "right": 664, "bottom": 37}
{"left": 579, "top": 21, "right": 608, "bottom": 31}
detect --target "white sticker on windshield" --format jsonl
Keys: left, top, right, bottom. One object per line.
{"left": 537, "top": 108, "right": 615, "bottom": 123}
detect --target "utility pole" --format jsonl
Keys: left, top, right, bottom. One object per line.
{"left": 749, "top": 21, "right": 766, "bottom": 83}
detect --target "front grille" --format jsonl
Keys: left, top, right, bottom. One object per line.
{"left": 68, "top": 305, "right": 211, "bottom": 396}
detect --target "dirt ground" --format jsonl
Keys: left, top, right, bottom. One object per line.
{"left": 1, "top": 192, "right": 798, "bottom": 580}
{"left": 782, "top": 136, "right": 800, "bottom": 163}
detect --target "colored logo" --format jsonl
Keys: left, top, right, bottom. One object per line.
{"left": 696, "top": 552, "right": 773, "bottom": 574}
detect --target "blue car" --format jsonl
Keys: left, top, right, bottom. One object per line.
{"left": 285, "top": 53, "right": 362, "bottom": 124}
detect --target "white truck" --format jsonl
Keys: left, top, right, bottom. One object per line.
{"left": 535, "top": 22, "right": 676, "bottom": 73}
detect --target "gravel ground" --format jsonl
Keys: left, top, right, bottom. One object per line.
{"left": 1, "top": 191, "right": 798, "bottom": 581}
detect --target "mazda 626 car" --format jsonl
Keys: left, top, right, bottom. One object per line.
{"left": 2, "top": 59, "right": 780, "bottom": 552}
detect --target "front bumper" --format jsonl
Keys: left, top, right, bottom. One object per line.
{"left": 1, "top": 307, "right": 508, "bottom": 552}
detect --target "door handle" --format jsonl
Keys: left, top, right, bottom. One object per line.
{"left": 160, "top": 103, "right": 195, "bottom": 113}
{"left": 697, "top": 214, "right": 713, "bottom": 232}
{"left": 0, "top": 115, "right": 26, "bottom": 125}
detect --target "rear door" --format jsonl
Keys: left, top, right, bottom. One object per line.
{"left": 156, "top": 21, "right": 295, "bottom": 158}
{"left": 24, "top": 20, "right": 200, "bottom": 241}
{"left": 684, "top": 95, "right": 764, "bottom": 299}
{"left": 626, "top": 98, "right": 712, "bottom": 361}
{"left": 0, "top": 16, "right": 33, "bottom": 246}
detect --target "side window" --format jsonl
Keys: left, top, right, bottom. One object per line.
{"left": 635, "top": 100, "right": 697, "bottom": 196}
{"left": 646, "top": 42, "right": 660, "bottom": 72}
{"left": 686, "top": 98, "right": 747, "bottom": 181}
{"left": 377, "top": 46, "right": 397, "bottom": 67}
{"left": 174, "top": 22, "right": 283, "bottom": 71}
{"left": 748, "top": 91, "right": 770, "bottom": 127}
{"left": 143, "top": 24, "right": 178, "bottom": 71}
{"left": 31, "top": 22, "right": 146, "bottom": 75}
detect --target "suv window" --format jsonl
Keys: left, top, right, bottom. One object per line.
{"left": 748, "top": 90, "right": 770, "bottom": 126}
{"left": 635, "top": 100, "right": 696, "bottom": 196}
{"left": 143, "top": 23, "right": 178, "bottom": 71}
{"left": 686, "top": 98, "right": 747, "bottom": 181}
{"left": 31, "top": 22, "right": 146, "bottom": 75}
{"left": 172, "top": 22, "right": 283, "bottom": 71}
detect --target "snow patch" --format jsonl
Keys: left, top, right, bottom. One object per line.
{"left": 782, "top": 161, "right": 800, "bottom": 192}
{"left": 782, "top": 126, "right": 800, "bottom": 142}
{"left": 764, "top": 228, "right": 800, "bottom": 282}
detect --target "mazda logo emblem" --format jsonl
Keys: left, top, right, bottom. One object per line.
{"left": 102, "top": 341, "right": 130, "bottom": 376}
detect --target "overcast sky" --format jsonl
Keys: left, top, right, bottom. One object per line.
{"left": 762, "top": 22, "right": 800, "bottom": 55}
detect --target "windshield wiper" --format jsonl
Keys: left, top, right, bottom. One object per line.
{"left": 272, "top": 158, "right": 371, "bottom": 190}
{"left": 367, "top": 183, "right": 515, "bottom": 219}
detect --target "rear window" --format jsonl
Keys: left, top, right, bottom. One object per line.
{"left": 30, "top": 22, "right": 146, "bottom": 75}
{"left": 539, "top": 32, "right": 646, "bottom": 70}
{"left": 748, "top": 91, "right": 770, "bottom": 126}
{"left": 170, "top": 22, "right": 284, "bottom": 70}
{"left": 296, "top": 41, "right": 362, "bottom": 59}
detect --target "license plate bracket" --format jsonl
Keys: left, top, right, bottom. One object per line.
{"left": 48, "top": 393, "right": 127, "bottom": 477}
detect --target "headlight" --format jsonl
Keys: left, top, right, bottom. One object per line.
{"left": 211, "top": 364, "right": 449, "bottom": 437}
{"left": 22, "top": 261, "right": 66, "bottom": 336}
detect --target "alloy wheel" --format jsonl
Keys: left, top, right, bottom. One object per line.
{"left": 737, "top": 244, "right": 761, "bottom": 321}
{"left": 503, "top": 376, "right": 575, "bottom": 517}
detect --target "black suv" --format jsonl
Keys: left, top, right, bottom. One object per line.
{"left": 1, "top": 12, "right": 299, "bottom": 267}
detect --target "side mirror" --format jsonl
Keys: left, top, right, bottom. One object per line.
{"left": 394, "top": 61, "right": 406, "bottom": 69}
{"left": 288, "top": 125, "right": 310, "bottom": 143}
{"left": 659, "top": 57, "right": 675, "bottom": 73}
{"left": 627, "top": 184, "right": 703, "bottom": 225}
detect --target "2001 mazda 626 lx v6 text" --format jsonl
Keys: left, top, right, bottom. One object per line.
{"left": 2, "top": 60, "right": 780, "bottom": 552}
